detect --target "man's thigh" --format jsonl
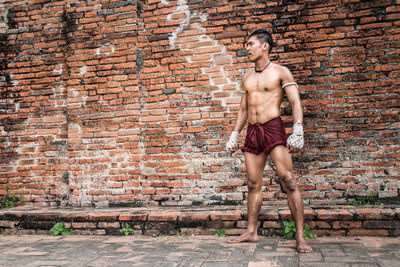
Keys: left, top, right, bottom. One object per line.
{"left": 269, "top": 145, "right": 294, "bottom": 176}
{"left": 244, "top": 152, "right": 267, "bottom": 185}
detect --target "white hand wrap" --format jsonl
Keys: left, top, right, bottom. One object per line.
{"left": 287, "top": 121, "right": 304, "bottom": 149}
{"left": 226, "top": 131, "right": 239, "bottom": 151}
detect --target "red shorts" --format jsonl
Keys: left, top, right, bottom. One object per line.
{"left": 241, "top": 117, "right": 287, "bottom": 155}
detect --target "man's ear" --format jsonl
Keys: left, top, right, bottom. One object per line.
{"left": 262, "top": 42, "right": 269, "bottom": 52}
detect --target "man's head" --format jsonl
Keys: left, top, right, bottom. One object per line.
{"left": 246, "top": 29, "right": 273, "bottom": 61}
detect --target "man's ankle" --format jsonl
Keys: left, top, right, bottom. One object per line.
{"left": 295, "top": 232, "right": 306, "bottom": 239}
{"left": 246, "top": 229, "right": 257, "bottom": 235}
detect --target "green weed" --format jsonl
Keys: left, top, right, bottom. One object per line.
{"left": 214, "top": 228, "right": 226, "bottom": 237}
{"left": 347, "top": 196, "right": 381, "bottom": 206}
{"left": 280, "top": 220, "right": 317, "bottom": 240}
{"left": 122, "top": 224, "right": 134, "bottom": 236}
{"left": 0, "top": 191, "right": 24, "bottom": 209}
{"left": 50, "top": 222, "right": 73, "bottom": 236}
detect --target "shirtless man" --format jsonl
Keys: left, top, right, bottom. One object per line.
{"left": 226, "top": 29, "right": 312, "bottom": 253}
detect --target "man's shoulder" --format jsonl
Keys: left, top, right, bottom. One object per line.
{"left": 271, "top": 63, "right": 293, "bottom": 80}
{"left": 241, "top": 69, "right": 253, "bottom": 81}
{"left": 272, "top": 63, "right": 290, "bottom": 72}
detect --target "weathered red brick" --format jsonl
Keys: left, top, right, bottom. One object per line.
{"left": 363, "top": 220, "right": 400, "bottom": 229}
{"left": 148, "top": 211, "right": 179, "bottom": 221}
{"left": 356, "top": 208, "right": 395, "bottom": 220}
{"left": 178, "top": 211, "right": 210, "bottom": 222}
{"left": 332, "top": 221, "right": 362, "bottom": 229}
{"left": 348, "top": 229, "right": 390, "bottom": 236}
{"left": 317, "top": 210, "right": 354, "bottom": 220}
{"left": 72, "top": 222, "right": 97, "bottom": 229}
{"left": 98, "top": 222, "right": 120, "bottom": 229}
{"left": 89, "top": 213, "right": 118, "bottom": 221}
{"left": 210, "top": 210, "right": 241, "bottom": 221}
{"left": 263, "top": 221, "right": 283, "bottom": 229}
{"left": 279, "top": 210, "right": 292, "bottom": 220}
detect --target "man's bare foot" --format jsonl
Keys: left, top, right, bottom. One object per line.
{"left": 227, "top": 231, "right": 259, "bottom": 244}
{"left": 296, "top": 236, "right": 312, "bottom": 253}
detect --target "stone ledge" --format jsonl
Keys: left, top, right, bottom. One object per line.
{"left": 0, "top": 205, "right": 399, "bottom": 236}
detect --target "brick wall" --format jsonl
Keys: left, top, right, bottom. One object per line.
{"left": 1, "top": 0, "right": 399, "bottom": 208}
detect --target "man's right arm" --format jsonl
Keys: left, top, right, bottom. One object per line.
{"left": 226, "top": 78, "right": 248, "bottom": 153}
{"left": 233, "top": 92, "right": 248, "bottom": 134}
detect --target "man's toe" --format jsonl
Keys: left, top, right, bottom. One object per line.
{"left": 297, "top": 246, "right": 312, "bottom": 253}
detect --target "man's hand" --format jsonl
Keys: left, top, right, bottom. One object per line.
{"left": 226, "top": 131, "right": 239, "bottom": 154}
{"left": 286, "top": 143, "right": 300, "bottom": 153}
{"left": 286, "top": 121, "right": 304, "bottom": 153}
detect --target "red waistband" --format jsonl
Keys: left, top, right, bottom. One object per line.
{"left": 248, "top": 117, "right": 282, "bottom": 127}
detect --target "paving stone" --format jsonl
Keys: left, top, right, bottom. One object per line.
{"left": 177, "top": 254, "right": 209, "bottom": 267}
{"left": 248, "top": 261, "right": 275, "bottom": 267}
{"left": 208, "top": 250, "right": 231, "bottom": 260}
{"left": 374, "top": 254, "right": 400, "bottom": 267}
{"left": 201, "top": 262, "right": 247, "bottom": 267}
{"left": 315, "top": 243, "right": 343, "bottom": 248}
{"left": 341, "top": 245, "right": 368, "bottom": 255}
{"left": 382, "top": 243, "right": 400, "bottom": 250}
{"left": 350, "top": 264, "right": 379, "bottom": 267}
{"left": 254, "top": 251, "right": 298, "bottom": 259}
{"left": 0, "top": 235, "right": 400, "bottom": 266}
{"left": 275, "top": 255, "right": 299, "bottom": 266}
{"left": 300, "top": 263, "right": 351, "bottom": 267}
{"left": 317, "top": 236, "right": 361, "bottom": 243}
{"left": 298, "top": 251, "right": 324, "bottom": 262}
{"left": 27, "top": 260, "right": 72, "bottom": 266}
{"left": 131, "top": 264, "right": 153, "bottom": 267}
{"left": 320, "top": 248, "right": 347, "bottom": 257}
{"left": 323, "top": 256, "right": 374, "bottom": 263}
{"left": 138, "top": 262, "right": 179, "bottom": 267}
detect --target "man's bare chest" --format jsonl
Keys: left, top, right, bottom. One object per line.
{"left": 243, "top": 74, "right": 281, "bottom": 93}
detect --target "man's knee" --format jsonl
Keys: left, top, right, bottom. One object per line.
{"left": 280, "top": 172, "right": 296, "bottom": 192}
{"left": 247, "top": 179, "right": 262, "bottom": 192}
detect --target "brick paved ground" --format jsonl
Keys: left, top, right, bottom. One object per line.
{"left": 1, "top": 235, "right": 399, "bottom": 266}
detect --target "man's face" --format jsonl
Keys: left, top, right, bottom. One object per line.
{"left": 246, "top": 36, "right": 267, "bottom": 62}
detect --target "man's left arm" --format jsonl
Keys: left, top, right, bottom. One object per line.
{"left": 281, "top": 67, "right": 304, "bottom": 151}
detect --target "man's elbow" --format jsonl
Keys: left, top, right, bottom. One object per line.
{"left": 239, "top": 108, "right": 248, "bottom": 116}
{"left": 290, "top": 100, "right": 302, "bottom": 108}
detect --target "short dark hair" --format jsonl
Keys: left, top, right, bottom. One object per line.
{"left": 249, "top": 29, "right": 273, "bottom": 53}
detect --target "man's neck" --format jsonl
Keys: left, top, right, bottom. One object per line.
{"left": 254, "top": 56, "right": 270, "bottom": 72}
